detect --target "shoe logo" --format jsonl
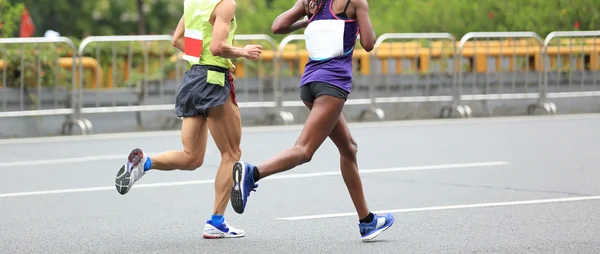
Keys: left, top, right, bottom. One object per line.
{"left": 360, "top": 225, "right": 376, "bottom": 235}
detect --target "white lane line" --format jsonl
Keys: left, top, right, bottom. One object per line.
{"left": 275, "top": 195, "right": 600, "bottom": 221}
{"left": 2, "top": 113, "right": 600, "bottom": 144}
{"left": 0, "top": 151, "right": 213, "bottom": 168}
{"left": 0, "top": 161, "right": 507, "bottom": 198}
{"left": 0, "top": 179, "right": 217, "bottom": 198}
{"left": 0, "top": 154, "right": 127, "bottom": 168}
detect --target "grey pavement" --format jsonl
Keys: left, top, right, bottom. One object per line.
{"left": 1, "top": 115, "right": 600, "bottom": 253}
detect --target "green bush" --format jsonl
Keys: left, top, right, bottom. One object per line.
{"left": 1, "top": 0, "right": 71, "bottom": 90}
{"left": 1, "top": 44, "right": 73, "bottom": 89}
{"left": 0, "top": 0, "right": 24, "bottom": 38}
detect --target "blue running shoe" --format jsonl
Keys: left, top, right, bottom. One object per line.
{"left": 359, "top": 213, "right": 395, "bottom": 241}
{"left": 230, "top": 161, "right": 258, "bottom": 214}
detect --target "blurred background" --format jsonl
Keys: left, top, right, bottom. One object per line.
{"left": 1, "top": 0, "right": 600, "bottom": 138}
{"left": 2, "top": 0, "right": 598, "bottom": 39}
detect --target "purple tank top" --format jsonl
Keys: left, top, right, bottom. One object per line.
{"left": 300, "top": 0, "right": 359, "bottom": 93}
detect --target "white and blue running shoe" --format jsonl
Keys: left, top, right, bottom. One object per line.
{"left": 359, "top": 213, "right": 395, "bottom": 241}
{"left": 115, "top": 148, "right": 148, "bottom": 195}
{"left": 202, "top": 219, "right": 245, "bottom": 239}
{"left": 230, "top": 161, "right": 258, "bottom": 214}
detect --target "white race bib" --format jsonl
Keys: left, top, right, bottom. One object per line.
{"left": 304, "top": 19, "right": 345, "bottom": 60}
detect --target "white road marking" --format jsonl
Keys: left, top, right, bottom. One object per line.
{"left": 1, "top": 113, "right": 599, "bottom": 144}
{"left": 0, "top": 179, "right": 217, "bottom": 198}
{"left": 0, "top": 151, "right": 213, "bottom": 168}
{"left": 275, "top": 195, "right": 600, "bottom": 221}
{"left": 0, "top": 161, "right": 507, "bottom": 198}
{"left": 0, "top": 154, "right": 128, "bottom": 168}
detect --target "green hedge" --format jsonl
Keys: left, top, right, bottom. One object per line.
{"left": 0, "top": 0, "right": 24, "bottom": 38}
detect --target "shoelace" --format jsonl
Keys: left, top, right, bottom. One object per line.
{"left": 248, "top": 184, "right": 259, "bottom": 196}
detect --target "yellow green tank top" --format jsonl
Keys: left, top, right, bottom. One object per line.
{"left": 182, "top": 0, "right": 237, "bottom": 69}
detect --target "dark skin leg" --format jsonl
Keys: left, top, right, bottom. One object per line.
{"left": 255, "top": 95, "right": 370, "bottom": 219}
{"left": 256, "top": 95, "right": 343, "bottom": 177}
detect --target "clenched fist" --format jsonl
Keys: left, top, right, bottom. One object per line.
{"left": 243, "top": 45, "right": 263, "bottom": 60}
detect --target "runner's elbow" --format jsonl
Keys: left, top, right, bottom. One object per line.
{"left": 360, "top": 34, "right": 376, "bottom": 52}
{"left": 210, "top": 48, "right": 222, "bottom": 57}
{"left": 172, "top": 39, "right": 181, "bottom": 49}
{"left": 210, "top": 42, "right": 224, "bottom": 56}
{"left": 171, "top": 38, "right": 177, "bottom": 47}
{"left": 271, "top": 26, "right": 280, "bottom": 34}
{"left": 361, "top": 40, "right": 375, "bottom": 52}
{"left": 271, "top": 23, "right": 284, "bottom": 34}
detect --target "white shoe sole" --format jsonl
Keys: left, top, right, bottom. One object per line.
{"left": 231, "top": 161, "right": 246, "bottom": 214}
{"left": 202, "top": 224, "right": 245, "bottom": 239}
{"left": 361, "top": 216, "right": 395, "bottom": 242}
{"left": 202, "top": 232, "right": 245, "bottom": 239}
{"left": 115, "top": 148, "right": 145, "bottom": 195}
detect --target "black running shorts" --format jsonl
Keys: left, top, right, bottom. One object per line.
{"left": 300, "top": 81, "right": 349, "bottom": 103}
{"left": 175, "top": 64, "right": 237, "bottom": 117}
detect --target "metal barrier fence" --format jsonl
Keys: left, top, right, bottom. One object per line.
{"left": 229, "top": 34, "right": 293, "bottom": 124}
{"left": 543, "top": 31, "right": 600, "bottom": 105}
{"left": 365, "top": 33, "right": 458, "bottom": 119}
{"left": 455, "top": 32, "right": 555, "bottom": 117}
{"left": 76, "top": 35, "right": 184, "bottom": 134}
{"left": 76, "top": 34, "right": 291, "bottom": 133}
{"left": 274, "top": 34, "right": 309, "bottom": 124}
{"left": 3, "top": 30, "right": 600, "bottom": 136}
{"left": 0, "top": 37, "right": 86, "bottom": 134}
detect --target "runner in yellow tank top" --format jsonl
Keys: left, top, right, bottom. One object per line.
{"left": 114, "top": 0, "right": 262, "bottom": 239}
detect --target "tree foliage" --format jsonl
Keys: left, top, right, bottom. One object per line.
{"left": 0, "top": 0, "right": 24, "bottom": 38}
{"left": 5, "top": 0, "right": 182, "bottom": 38}
{"left": 3, "top": 0, "right": 599, "bottom": 40}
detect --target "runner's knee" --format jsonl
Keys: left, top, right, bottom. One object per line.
{"left": 182, "top": 155, "right": 204, "bottom": 170}
{"left": 296, "top": 145, "right": 314, "bottom": 163}
{"left": 339, "top": 138, "right": 358, "bottom": 159}
{"left": 221, "top": 146, "right": 242, "bottom": 162}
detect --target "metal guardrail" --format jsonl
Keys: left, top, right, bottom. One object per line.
{"left": 455, "top": 32, "right": 556, "bottom": 116}
{"left": 365, "top": 33, "right": 458, "bottom": 120}
{"left": 76, "top": 34, "right": 289, "bottom": 133}
{"left": 230, "top": 34, "right": 294, "bottom": 124}
{"left": 0, "top": 37, "right": 87, "bottom": 134}
{"left": 232, "top": 34, "right": 277, "bottom": 106}
{"left": 543, "top": 31, "right": 600, "bottom": 105}
{"left": 4, "top": 30, "right": 600, "bottom": 136}
{"left": 273, "top": 34, "right": 305, "bottom": 124}
{"left": 76, "top": 35, "right": 181, "bottom": 134}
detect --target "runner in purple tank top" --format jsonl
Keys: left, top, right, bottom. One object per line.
{"left": 229, "top": 0, "right": 395, "bottom": 241}
{"left": 300, "top": 0, "right": 359, "bottom": 93}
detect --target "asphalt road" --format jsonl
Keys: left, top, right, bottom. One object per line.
{"left": 1, "top": 115, "right": 600, "bottom": 253}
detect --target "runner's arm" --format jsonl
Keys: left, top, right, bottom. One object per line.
{"left": 210, "top": 0, "right": 248, "bottom": 58}
{"left": 271, "top": 0, "right": 308, "bottom": 34}
{"left": 355, "top": 0, "right": 376, "bottom": 52}
{"left": 172, "top": 15, "right": 185, "bottom": 52}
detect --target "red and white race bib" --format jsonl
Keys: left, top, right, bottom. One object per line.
{"left": 183, "top": 28, "right": 203, "bottom": 62}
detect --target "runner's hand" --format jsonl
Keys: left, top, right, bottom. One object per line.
{"left": 243, "top": 45, "right": 262, "bottom": 60}
{"left": 231, "top": 63, "right": 236, "bottom": 72}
